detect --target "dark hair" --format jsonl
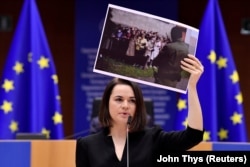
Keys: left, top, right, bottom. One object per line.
{"left": 171, "top": 26, "right": 187, "bottom": 42}
{"left": 98, "top": 78, "right": 147, "bottom": 132}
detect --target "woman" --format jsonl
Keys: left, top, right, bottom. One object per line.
{"left": 76, "top": 54, "right": 204, "bottom": 167}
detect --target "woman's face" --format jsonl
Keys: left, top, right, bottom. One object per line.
{"left": 109, "top": 84, "right": 136, "bottom": 126}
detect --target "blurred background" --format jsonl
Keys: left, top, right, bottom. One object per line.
{"left": 0, "top": 0, "right": 249, "bottom": 141}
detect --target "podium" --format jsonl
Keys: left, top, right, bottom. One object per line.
{"left": 0, "top": 140, "right": 250, "bottom": 167}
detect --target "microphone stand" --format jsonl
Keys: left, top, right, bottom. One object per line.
{"left": 127, "top": 116, "right": 132, "bottom": 167}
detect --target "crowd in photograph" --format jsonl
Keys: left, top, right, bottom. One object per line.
{"left": 100, "top": 24, "right": 171, "bottom": 70}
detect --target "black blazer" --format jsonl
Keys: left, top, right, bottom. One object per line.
{"left": 75, "top": 126, "right": 203, "bottom": 167}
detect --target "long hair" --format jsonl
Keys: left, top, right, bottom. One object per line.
{"left": 98, "top": 78, "right": 147, "bottom": 132}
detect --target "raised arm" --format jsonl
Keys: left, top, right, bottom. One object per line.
{"left": 181, "top": 54, "right": 204, "bottom": 131}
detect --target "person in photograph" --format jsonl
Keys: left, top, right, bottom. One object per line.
{"left": 134, "top": 33, "right": 147, "bottom": 68}
{"left": 75, "top": 54, "right": 204, "bottom": 167}
{"left": 143, "top": 36, "right": 156, "bottom": 69}
{"left": 153, "top": 26, "right": 189, "bottom": 88}
{"left": 146, "top": 36, "right": 162, "bottom": 68}
{"left": 125, "top": 27, "right": 137, "bottom": 65}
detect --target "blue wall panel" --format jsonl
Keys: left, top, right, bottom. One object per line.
{"left": 213, "top": 142, "right": 250, "bottom": 151}
{"left": 0, "top": 141, "right": 31, "bottom": 167}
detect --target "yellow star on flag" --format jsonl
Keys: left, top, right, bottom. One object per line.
{"left": 2, "top": 79, "right": 14, "bottom": 92}
{"left": 203, "top": 131, "right": 211, "bottom": 141}
{"left": 41, "top": 128, "right": 50, "bottom": 139}
{"left": 230, "top": 71, "right": 239, "bottom": 84}
{"left": 177, "top": 99, "right": 187, "bottom": 111}
{"left": 52, "top": 74, "right": 59, "bottom": 84}
{"left": 182, "top": 117, "right": 188, "bottom": 128}
{"left": 216, "top": 56, "right": 227, "bottom": 69}
{"left": 9, "top": 120, "right": 18, "bottom": 133}
{"left": 56, "top": 95, "right": 61, "bottom": 101}
{"left": 218, "top": 128, "right": 228, "bottom": 140}
{"left": 52, "top": 112, "right": 63, "bottom": 124}
{"left": 207, "top": 50, "right": 216, "bottom": 63}
{"left": 1, "top": 100, "right": 13, "bottom": 114}
{"left": 37, "top": 56, "right": 50, "bottom": 69}
{"left": 235, "top": 92, "right": 243, "bottom": 104}
{"left": 230, "top": 112, "right": 243, "bottom": 125}
{"left": 13, "top": 61, "right": 24, "bottom": 74}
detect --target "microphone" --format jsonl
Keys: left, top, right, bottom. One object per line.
{"left": 126, "top": 116, "right": 132, "bottom": 167}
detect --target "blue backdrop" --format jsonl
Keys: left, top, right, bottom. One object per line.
{"left": 74, "top": 0, "right": 180, "bottom": 137}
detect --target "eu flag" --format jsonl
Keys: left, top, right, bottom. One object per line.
{"left": 174, "top": 0, "right": 247, "bottom": 142}
{"left": 0, "top": 0, "right": 64, "bottom": 139}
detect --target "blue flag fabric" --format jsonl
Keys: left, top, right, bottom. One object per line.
{"left": 0, "top": 0, "right": 64, "bottom": 139}
{"left": 174, "top": 0, "right": 247, "bottom": 142}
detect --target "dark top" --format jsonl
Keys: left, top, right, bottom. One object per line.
{"left": 153, "top": 40, "right": 189, "bottom": 82}
{"left": 75, "top": 126, "right": 203, "bottom": 167}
